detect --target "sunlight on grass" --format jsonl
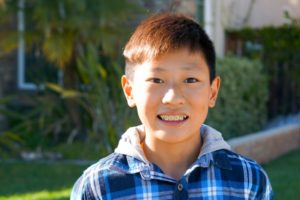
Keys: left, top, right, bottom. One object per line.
{"left": 0, "top": 188, "right": 71, "bottom": 200}
{"left": 264, "top": 149, "right": 300, "bottom": 200}
{"left": 0, "top": 161, "right": 89, "bottom": 196}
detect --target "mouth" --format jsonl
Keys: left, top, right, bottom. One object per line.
{"left": 157, "top": 114, "right": 189, "bottom": 122}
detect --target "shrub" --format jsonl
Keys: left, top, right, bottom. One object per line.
{"left": 0, "top": 1, "right": 143, "bottom": 157}
{"left": 206, "top": 56, "right": 268, "bottom": 139}
{"left": 227, "top": 24, "right": 300, "bottom": 118}
{"left": 0, "top": 48, "right": 139, "bottom": 156}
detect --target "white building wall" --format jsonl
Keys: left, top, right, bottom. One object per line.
{"left": 204, "top": 0, "right": 300, "bottom": 57}
{"left": 159, "top": 0, "right": 300, "bottom": 57}
{"left": 221, "top": 0, "right": 300, "bottom": 29}
{"left": 204, "top": 0, "right": 225, "bottom": 57}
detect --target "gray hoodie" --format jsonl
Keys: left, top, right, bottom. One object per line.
{"left": 114, "top": 124, "right": 231, "bottom": 164}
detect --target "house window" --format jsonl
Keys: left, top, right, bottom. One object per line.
{"left": 17, "top": 0, "right": 59, "bottom": 90}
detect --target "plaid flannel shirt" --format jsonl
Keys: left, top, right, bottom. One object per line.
{"left": 71, "top": 125, "right": 273, "bottom": 200}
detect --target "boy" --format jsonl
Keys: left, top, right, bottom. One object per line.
{"left": 71, "top": 13, "right": 273, "bottom": 199}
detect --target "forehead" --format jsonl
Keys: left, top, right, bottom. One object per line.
{"left": 139, "top": 49, "right": 209, "bottom": 72}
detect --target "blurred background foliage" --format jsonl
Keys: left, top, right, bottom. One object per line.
{"left": 0, "top": 0, "right": 299, "bottom": 159}
{"left": 0, "top": 0, "right": 141, "bottom": 158}
{"left": 226, "top": 22, "right": 300, "bottom": 119}
{"left": 206, "top": 57, "right": 268, "bottom": 139}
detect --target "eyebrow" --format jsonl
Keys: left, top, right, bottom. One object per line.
{"left": 181, "top": 64, "right": 200, "bottom": 71}
{"left": 151, "top": 67, "right": 166, "bottom": 72}
{"left": 152, "top": 63, "right": 202, "bottom": 72}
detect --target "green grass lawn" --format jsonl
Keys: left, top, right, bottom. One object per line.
{"left": 0, "top": 149, "right": 299, "bottom": 199}
{"left": 263, "top": 148, "right": 300, "bottom": 200}
{"left": 0, "top": 160, "right": 91, "bottom": 200}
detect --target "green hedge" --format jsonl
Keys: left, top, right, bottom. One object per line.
{"left": 206, "top": 56, "right": 268, "bottom": 139}
{"left": 227, "top": 25, "right": 300, "bottom": 118}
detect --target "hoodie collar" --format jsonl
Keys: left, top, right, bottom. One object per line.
{"left": 112, "top": 125, "right": 232, "bottom": 180}
{"left": 199, "top": 124, "right": 231, "bottom": 157}
{"left": 114, "top": 124, "right": 231, "bottom": 165}
{"left": 114, "top": 125, "right": 148, "bottom": 163}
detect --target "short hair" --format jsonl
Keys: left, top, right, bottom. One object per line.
{"left": 123, "top": 13, "right": 216, "bottom": 82}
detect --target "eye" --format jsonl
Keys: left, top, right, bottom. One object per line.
{"left": 147, "top": 78, "right": 164, "bottom": 84}
{"left": 184, "top": 77, "right": 199, "bottom": 83}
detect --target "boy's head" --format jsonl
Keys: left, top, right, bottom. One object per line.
{"left": 121, "top": 13, "right": 220, "bottom": 144}
{"left": 123, "top": 13, "right": 216, "bottom": 83}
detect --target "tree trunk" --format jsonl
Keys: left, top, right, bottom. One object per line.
{"left": 63, "top": 57, "right": 82, "bottom": 143}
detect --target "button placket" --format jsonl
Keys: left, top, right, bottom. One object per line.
{"left": 174, "top": 178, "right": 188, "bottom": 200}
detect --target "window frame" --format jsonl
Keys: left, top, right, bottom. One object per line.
{"left": 17, "top": 0, "right": 36, "bottom": 90}
{"left": 17, "top": 0, "right": 62, "bottom": 90}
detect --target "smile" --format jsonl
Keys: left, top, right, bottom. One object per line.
{"left": 158, "top": 115, "right": 189, "bottom": 121}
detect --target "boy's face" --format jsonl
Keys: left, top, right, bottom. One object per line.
{"left": 122, "top": 48, "right": 220, "bottom": 144}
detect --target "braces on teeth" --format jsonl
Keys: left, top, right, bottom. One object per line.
{"left": 159, "top": 115, "right": 188, "bottom": 121}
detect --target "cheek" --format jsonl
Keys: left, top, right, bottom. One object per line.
{"left": 133, "top": 87, "right": 159, "bottom": 112}
{"left": 134, "top": 93, "right": 158, "bottom": 126}
{"left": 185, "top": 89, "right": 212, "bottom": 112}
{"left": 185, "top": 87, "right": 210, "bottom": 101}
{"left": 137, "top": 85, "right": 162, "bottom": 100}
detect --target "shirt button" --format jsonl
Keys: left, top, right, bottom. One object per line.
{"left": 177, "top": 183, "right": 183, "bottom": 191}
{"left": 141, "top": 165, "right": 151, "bottom": 180}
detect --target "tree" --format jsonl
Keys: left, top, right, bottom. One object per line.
{"left": 0, "top": 0, "right": 142, "bottom": 153}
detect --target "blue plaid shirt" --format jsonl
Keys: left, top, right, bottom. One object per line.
{"left": 71, "top": 126, "right": 273, "bottom": 200}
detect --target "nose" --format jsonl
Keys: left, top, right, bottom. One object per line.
{"left": 162, "top": 86, "right": 185, "bottom": 106}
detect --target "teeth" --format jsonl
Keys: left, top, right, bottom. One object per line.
{"left": 159, "top": 115, "right": 187, "bottom": 121}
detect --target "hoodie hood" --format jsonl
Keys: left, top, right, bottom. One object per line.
{"left": 114, "top": 124, "right": 231, "bottom": 163}
{"left": 114, "top": 125, "right": 149, "bottom": 163}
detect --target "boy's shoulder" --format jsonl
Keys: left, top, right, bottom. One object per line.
{"left": 220, "top": 149, "right": 260, "bottom": 166}
{"left": 71, "top": 152, "right": 146, "bottom": 199}
{"left": 217, "top": 149, "right": 266, "bottom": 172}
{"left": 214, "top": 149, "right": 271, "bottom": 185}
{"left": 70, "top": 153, "right": 115, "bottom": 199}
{"left": 81, "top": 152, "right": 145, "bottom": 181}
{"left": 209, "top": 149, "right": 273, "bottom": 199}
{"left": 84, "top": 152, "right": 130, "bottom": 175}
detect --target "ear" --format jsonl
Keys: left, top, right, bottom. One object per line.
{"left": 121, "top": 75, "right": 136, "bottom": 107}
{"left": 209, "top": 76, "right": 221, "bottom": 108}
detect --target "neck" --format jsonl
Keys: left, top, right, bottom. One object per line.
{"left": 142, "top": 133, "right": 201, "bottom": 180}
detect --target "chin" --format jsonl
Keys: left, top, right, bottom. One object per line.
{"left": 154, "top": 130, "right": 193, "bottom": 143}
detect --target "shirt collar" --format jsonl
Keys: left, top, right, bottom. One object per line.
{"left": 108, "top": 149, "right": 232, "bottom": 182}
